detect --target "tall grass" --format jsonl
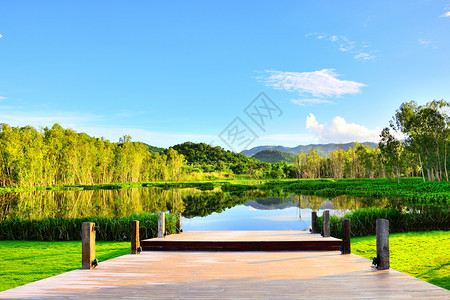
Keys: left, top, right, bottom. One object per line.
{"left": 0, "top": 213, "right": 177, "bottom": 241}
{"left": 315, "top": 207, "right": 449, "bottom": 238}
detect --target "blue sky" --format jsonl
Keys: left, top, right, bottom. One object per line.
{"left": 1, "top": 1, "right": 449, "bottom": 151}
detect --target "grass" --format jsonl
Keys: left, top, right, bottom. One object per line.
{"left": 0, "top": 240, "right": 129, "bottom": 292}
{"left": 352, "top": 231, "right": 450, "bottom": 290}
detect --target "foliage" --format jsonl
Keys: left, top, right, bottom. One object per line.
{"left": 0, "top": 123, "right": 185, "bottom": 187}
{"left": 379, "top": 127, "right": 403, "bottom": 183}
{"left": 171, "top": 142, "right": 271, "bottom": 177}
{"left": 0, "top": 240, "right": 130, "bottom": 292}
{"left": 391, "top": 100, "right": 449, "bottom": 182}
{"left": 139, "top": 142, "right": 165, "bottom": 153}
{"left": 315, "top": 207, "right": 449, "bottom": 238}
{"left": 352, "top": 231, "right": 450, "bottom": 290}
{"left": 0, "top": 213, "right": 177, "bottom": 241}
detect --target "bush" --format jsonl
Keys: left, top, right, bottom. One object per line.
{"left": 0, "top": 213, "right": 177, "bottom": 241}
{"left": 315, "top": 208, "right": 450, "bottom": 238}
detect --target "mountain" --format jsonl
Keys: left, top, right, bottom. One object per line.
{"left": 252, "top": 150, "right": 296, "bottom": 163}
{"left": 242, "top": 142, "right": 378, "bottom": 158}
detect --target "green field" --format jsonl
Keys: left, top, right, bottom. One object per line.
{"left": 0, "top": 241, "right": 130, "bottom": 292}
{"left": 1, "top": 231, "right": 448, "bottom": 292}
{"left": 352, "top": 231, "right": 450, "bottom": 290}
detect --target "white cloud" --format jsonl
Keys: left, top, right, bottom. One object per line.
{"left": 0, "top": 96, "right": 6, "bottom": 100}
{"left": 305, "top": 113, "right": 382, "bottom": 143}
{"left": 261, "top": 69, "right": 366, "bottom": 98}
{"left": 0, "top": 34, "right": 2, "bottom": 39}
{"left": 440, "top": 11, "right": 450, "bottom": 17}
{"left": 418, "top": 39, "right": 437, "bottom": 48}
{"left": 307, "top": 33, "right": 376, "bottom": 61}
{"left": 291, "top": 98, "right": 334, "bottom": 106}
{"left": 354, "top": 53, "right": 376, "bottom": 61}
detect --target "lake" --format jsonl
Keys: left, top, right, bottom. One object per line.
{"left": 0, "top": 187, "right": 410, "bottom": 231}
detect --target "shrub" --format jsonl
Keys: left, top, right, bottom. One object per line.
{"left": 0, "top": 213, "right": 177, "bottom": 241}
{"left": 315, "top": 208, "right": 449, "bottom": 238}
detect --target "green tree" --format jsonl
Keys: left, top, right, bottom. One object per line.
{"left": 379, "top": 128, "right": 402, "bottom": 183}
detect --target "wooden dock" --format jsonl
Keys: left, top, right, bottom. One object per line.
{"left": 141, "top": 231, "right": 342, "bottom": 251}
{"left": 1, "top": 231, "right": 448, "bottom": 299}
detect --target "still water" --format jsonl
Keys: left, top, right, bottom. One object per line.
{"left": 1, "top": 187, "right": 394, "bottom": 231}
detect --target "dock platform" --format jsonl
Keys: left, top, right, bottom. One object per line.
{"left": 1, "top": 231, "right": 448, "bottom": 299}
{"left": 141, "top": 230, "right": 342, "bottom": 251}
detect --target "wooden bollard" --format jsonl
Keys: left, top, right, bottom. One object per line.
{"left": 376, "top": 219, "right": 390, "bottom": 270}
{"left": 131, "top": 220, "right": 140, "bottom": 254}
{"left": 342, "top": 219, "right": 351, "bottom": 254}
{"left": 158, "top": 212, "right": 165, "bottom": 238}
{"left": 323, "top": 210, "right": 330, "bottom": 237}
{"left": 82, "top": 222, "right": 96, "bottom": 269}
{"left": 176, "top": 212, "right": 182, "bottom": 233}
{"left": 311, "top": 211, "right": 317, "bottom": 234}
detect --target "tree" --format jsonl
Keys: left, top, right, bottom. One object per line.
{"left": 391, "top": 100, "right": 449, "bottom": 181}
{"left": 294, "top": 153, "right": 307, "bottom": 179}
{"left": 379, "top": 128, "right": 402, "bottom": 183}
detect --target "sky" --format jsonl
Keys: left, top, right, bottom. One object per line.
{"left": 1, "top": 1, "right": 449, "bottom": 152}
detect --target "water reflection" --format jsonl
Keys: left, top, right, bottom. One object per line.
{"left": 0, "top": 188, "right": 186, "bottom": 221}
{"left": 0, "top": 187, "right": 442, "bottom": 230}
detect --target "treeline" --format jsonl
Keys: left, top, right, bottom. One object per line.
{"left": 294, "top": 144, "right": 399, "bottom": 180}
{"left": 0, "top": 123, "right": 185, "bottom": 187}
{"left": 294, "top": 100, "right": 449, "bottom": 182}
{"left": 0, "top": 100, "right": 447, "bottom": 187}
{"left": 388, "top": 100, "right": 449, "bottom": 182}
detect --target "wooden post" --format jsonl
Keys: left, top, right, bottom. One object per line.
{"left": 82, "top": 222, "right": 96, "bottom": 269}
{"left": 311, "top": 211, "right": 317, "bottom": 234}
{"left": 176, "top": 212, "right": 182, "bottom": 233}
{"left": 323, "top": 210, "right": 330, "bottom": 237}
{"left": 158, "top": 212, "right": 165, "bottom": 238}
{"left": 342, "top": 219, "right": 351, "bottom": 254}
{"left": 376, "top": 219, "right": 390, "bottom": 270}
{"left": 131, "top": 220, "right": 140, "bottom": 254}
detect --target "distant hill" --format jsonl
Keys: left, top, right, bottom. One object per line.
{"left": 242, "top": 142, "right": 377, "bottom": 158}
{"left": 171, "top": 142, "right": 256, "bottom": 165}
{"left": 136, "top": 142, "right": 165, "bottom": 154}
{"left": 252, "top": 150, "right": 296, "bottom": 163}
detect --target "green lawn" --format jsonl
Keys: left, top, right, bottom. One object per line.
{"left": 352, "top": 231, "right": 450, "bottom": 290}
{"left": 0, "top": 240, "right": 129, "bottom": 292}
{"left": 1, "top": 231, "right": 449, "bottom": 292}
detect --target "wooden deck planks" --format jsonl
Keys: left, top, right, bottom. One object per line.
{"left": 1, "top": 231, "right": 448, "bottom": 299}
{"left": 1, "top": 251, "right": 448, "bottom": 299}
